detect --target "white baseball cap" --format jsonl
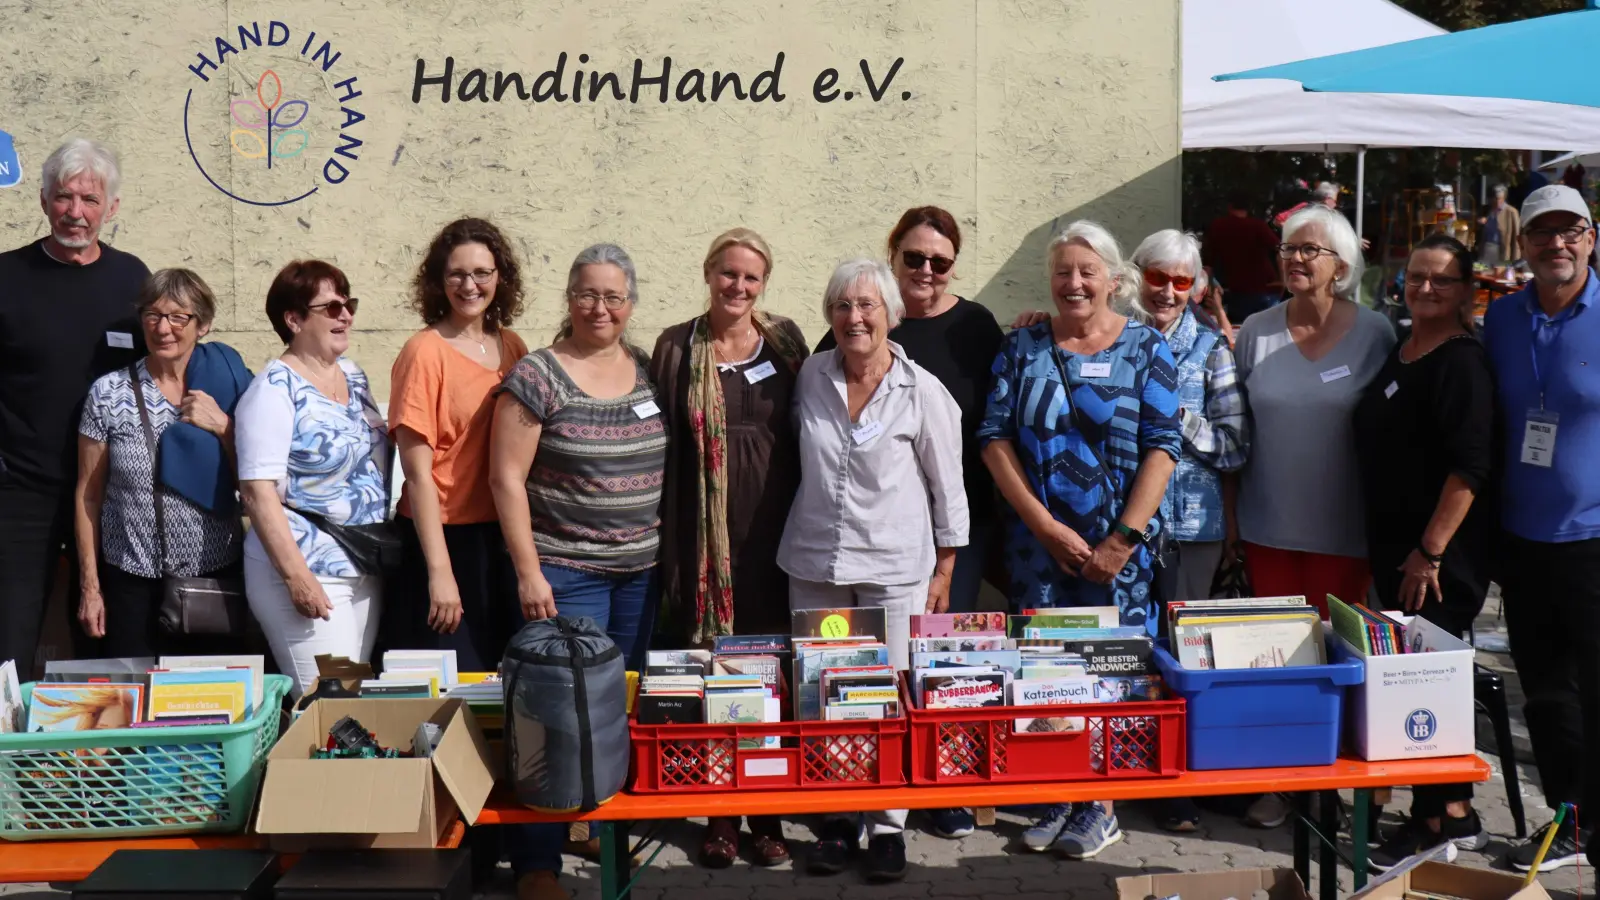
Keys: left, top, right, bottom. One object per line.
{"left": 1520, "top": 184, "right": 1592, "bottom": 228}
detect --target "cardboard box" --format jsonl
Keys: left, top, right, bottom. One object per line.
{"left": 1351, "top": 859, "right": 1553, "bottom": 900}
{"left": 256, "top": 698, "right": 495, "bottom": 850}
{"left": 1117, "top": 867, "right": 1311, "bottom": 900}
{"left": 1339, "top": 616, "right": 1475, "bottom": 761}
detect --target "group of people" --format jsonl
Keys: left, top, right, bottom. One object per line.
{"left": 2, "top": 137, "right": 1597, "bottom": 894}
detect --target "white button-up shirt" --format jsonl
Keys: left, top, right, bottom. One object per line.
{"left": 778, "top": 341, "right": 970, "bottom": 586}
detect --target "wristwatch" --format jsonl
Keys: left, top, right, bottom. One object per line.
{"left": 1112, "top": 522, "right": 1151, "bottom": 546}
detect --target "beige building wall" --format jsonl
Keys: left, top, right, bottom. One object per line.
{"left": 0, "top": 0, "right": 1180, "bottom": 396}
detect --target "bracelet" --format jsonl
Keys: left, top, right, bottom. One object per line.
{"left": 1417, "top": 547, "right": 1444, "bottom": 566}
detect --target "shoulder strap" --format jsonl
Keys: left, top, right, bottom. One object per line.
{"left": 127, "top": 364, "right": 172, "bottom": 576}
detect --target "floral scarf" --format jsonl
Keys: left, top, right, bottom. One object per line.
{"left": 687, "top": 311, "right": 807, "bottom": 642}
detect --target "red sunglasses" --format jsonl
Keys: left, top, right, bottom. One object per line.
{"left": 1142, "top": 269, "right": 1195, "bottom": 292}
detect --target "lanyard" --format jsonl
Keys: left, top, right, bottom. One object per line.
{"left": 1530, "top": 311, "right": 1569, "bottom": 411}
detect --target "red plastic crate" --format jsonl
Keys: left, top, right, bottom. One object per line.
{"left": 901, "top": 673, "right": 1186, "bottom": 785}
{"left": 629, "top": 715, "right": 907, "bottom": 793}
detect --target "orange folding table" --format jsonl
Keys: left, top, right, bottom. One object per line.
{"left": 479, "top": 754, "right": 1492, "bottom": 900}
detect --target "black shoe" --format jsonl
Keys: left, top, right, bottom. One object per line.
{"left": 1156, "top": 797, "right": 1203, "bottom": 833}
{"left": 808, "top": 818, "right": 861, "bottom": 876}
{"left": 1370, "top": 818, "right": 1456, "bottom": 872}
{"left": 1510, "top": 817, "right": 1589, "bottom": 873}
{"left": 864, "top": 834, "right": 908, "bottom": 883}
{"left": 1438, "top": 809, "right": 1488, "bottom": 852}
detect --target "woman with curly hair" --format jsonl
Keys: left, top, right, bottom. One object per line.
{"left": 385, "top": 217, "right": 529, "bottom": 668}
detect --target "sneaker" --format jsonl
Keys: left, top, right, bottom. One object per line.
{"left": 1245, "top": 793, "right": 1291, "bottom": 829}
{"left": 1510, "top": 818, "right": 1589, "bottom": 873}
{"left": 864, "top": 834, "right": 908, "bottom": 883}
{"left": 1054, "top": 802, "right": 1124, "bottom": 860}
{"left": 1438, "top": 809, "right": 1488, "bottom": 852}
{"left": 1369, "top": 819, "right": 1459, "bottom": 872}
{"left": 1155, "top": 797, "right": 1202, "bottom": 833}
{"left": 808, "top": 817, "right": 863, "bottom": 876}
{"left": 929, "top": 807, "right": 975, "bottom": 839}
{"left": 1022, "top": 804, "right": 1074, "bottom": 852}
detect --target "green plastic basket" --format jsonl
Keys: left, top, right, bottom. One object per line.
{"left": 0, "top": 674, "right": 291, "bottom": 841}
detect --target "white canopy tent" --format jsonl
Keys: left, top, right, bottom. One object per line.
{"left": 1184, "top": 0, "right": 1600, "bottom": 233}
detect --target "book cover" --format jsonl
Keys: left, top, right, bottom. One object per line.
{"left": 26, "top": 683, "right": 145, "bottom": 732}
{"left": 1011, "top": 675, "right": 1097, "bottom": 732}
{"left": 43, "top": 658, "right": 156, "bottom": 680}
{"left": 712, "top": 655, "right": 783, "bottom": 696}
{"left": 382, "top": 649, "right": 459, "bottom": 686}
{"left": 147, "top": 668, "right": 253, "bottom": 721}
{"left": 636, "top": 693, "right": 703, "bottom": 725}
{"left": 1023, "top": 626, "right": 1147, "bottom": 640}
{"left": 791, "top": 607, "right": 888, "bottom": 642}
{"left": 647, "top": 664, "right": 707, "bottom": 676}
{"left": 1007, "top": 609, "right": 1119, "bottom": 635}
{"left": 922, "top": 672, "right": 1007, "bottom": 709}
{"left": 646, "top": 649, "right": 713, "bottom": 670}
{"left": 0, "top": 660, "right": 21, "bottom": 734}
{"left": 360, "top": 680, "right": 435, "bottom": 699}
{"left": 1208, "top": 620, "right": 1324, "bottom": 669}
{"left": 713, "top": 634, "right": 790, "bottom": 654}
{"left": 157, "top": 655, "right": 265, "bottom": 717}
{"left": 909, "top": 612, "right": 1007, "bottom": 637}
{"left": 130, "top": 715, "right": 232, "bottom": 728}
{"left": 1092, "top": 675, "right": 1163, "bottom": 702}
{"left": 705, "top": 689, "right": 774, "bottom": 749}
{"left": 822, "top": 669, "right": 897, "bottom": 703}
{"left": 912, "top": 650, "right": 1023, "bottom": 674}
{"left": 838, "top": 687, "right": 899, "bottom": 703}
{"left": 908, "top": 636, "right": 1008, "bottom": 653}
{"left": 1053, "top": 638, "right": 1155, "bottom": 675}
{"left": 825, "top": 702, "right": 896, "bottom": 721}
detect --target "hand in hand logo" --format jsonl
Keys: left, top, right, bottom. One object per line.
{"left": 229, "top": 70, "right": 310, "bottom": 168}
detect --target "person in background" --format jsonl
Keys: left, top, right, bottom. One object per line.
{"left": 236, "top": 260, "right": 389, "bottom": 697}
{"left": 0, "top": 138, "right": 149, "bottom": 677}
{"left": 979, "top": 222, "right": 1180, "bottom": 859}
{"left": 489, "top": 243, "right": 666, "bottom": 900}
{"left": 780, "top": 258, "right": 968, "bottom": 884}
{"left": 1231, "top": 205, "right": 1395, "bottom": 829}
{"left": 813, "top": 206, "right": 1002, "bottom": 842}
{"left": 74, "top": 269, "right": 249, "bottom": 657}
{"left": 651, "top": 228, "right": 808, "bottom": 869}
{"left": 1484, "top": 185, "right": 1600, "bottom": 873}
{"left": 1191, "top": 267, "right": 1235, "bottom": 347}
{"left": 386, "top": 218, "right": 529, "bottom": 670}
{"left": 1354, "top": 234, "right": 1496, "bottom": 868}
{"left": 1477, "top": 185, "right": 1520, "bottom": 268}
{"left": 1204, "top": 191, "right": 1282, "bottom": 324}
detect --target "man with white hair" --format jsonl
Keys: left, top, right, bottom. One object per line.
{"left": 1477, "top": 185, "right": 1520, "bottom": 267}
{"left": 1484, "top": 184, "right": 1600, "bottom": 872}
{"left": 0, "top": 138, "right": 150, "bottom": 677}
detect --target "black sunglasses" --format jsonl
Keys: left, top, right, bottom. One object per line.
{"left": 902, "top": 249, "right": 955, "bottom": 275}
{"left": 308, "top": 297, "right": 360, "bottom": 319}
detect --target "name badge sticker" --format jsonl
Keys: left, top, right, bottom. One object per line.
{"left": 851, "top": 420, "right": 885, "bottom": 446}
{"left": 1080, "top": 362, "right": 1112, "bottom": 378}
{"left": 106, "top": 331, "right": 134, "bottom": 349}
{"left": 1320, "top": 365, "right": 1352, "bottom": 384}
{"left": 1384, "top": 381, "right": 1399, "bottom": 399}
{"left": 744, "top": 360, "right": 778, "bottom": 384}
{"left": 1521, "top": 408, "right": 1559, "bottom": 467}
{"left": 632, "top": 399, "right": 661, "bottom": 419}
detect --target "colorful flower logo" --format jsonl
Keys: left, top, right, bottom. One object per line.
{"left": 229, "top": 70, "right": 309, "bottom": 167}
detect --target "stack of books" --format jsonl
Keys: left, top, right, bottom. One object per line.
{"left": 704, "top": 673, "right": 780, "bottom": 748}
{"left": 372, "top": 650, "right": 459, "bottom": 698}
{"left": 1329, "top": 595, "right": 1407, "bottom": 656}
{"left": 22, "top": 655, "right": 267, "bottom": 733}
{"left": 0, "top": 660, "right": 20, "bottom": 733}
{"left": 1169, "top": 597, "right": 1325, "bottom": 670}
{"left": 711, "top": 634, "right": 788, "bottom": 706}
{"left": 637, "top": 650, "right": 710, "bottom": 724}
{"left": 792, "top": 608, "right": 893, "bottom": 721}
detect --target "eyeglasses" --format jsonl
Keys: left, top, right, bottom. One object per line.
{"left": 1403, "top": 273, "right": 1466, "bottom": 289}
{"left": 1142, "top": 269, "right": 1195, "bottom": 291}
{"left": 828, "top": 299, "right": 884, "bottom": 317}
{"left": 570, "top": 291, "right": 630, "bottom": 311}
{"left": 901, "top": 250, "right": 955, "bottom": 275}
{"left": 140, "top": 311, "right": 196, "bottom": 329}
{"left": 308, "top": 298, "right": 360, "bottom": 319}
{"left": 1277, "top": 243, "right": 1338, "bottom": 260}
{"left": 445, "top": 268, "right": 497, "bottom": 287}
{"left": 1525, "top": 224, "right": 1593, "bottom": 246}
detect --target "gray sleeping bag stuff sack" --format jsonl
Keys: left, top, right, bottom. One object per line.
{"left": 501, "top": 615, "right": 629, "bottom": 812}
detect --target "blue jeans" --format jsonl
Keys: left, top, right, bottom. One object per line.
{"left": 506, "top": 564, "right": 658, "bottom": 877}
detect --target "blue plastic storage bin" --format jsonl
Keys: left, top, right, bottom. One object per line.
{"left": 1152, "top": 638, "right": 1363, "bottom": 770}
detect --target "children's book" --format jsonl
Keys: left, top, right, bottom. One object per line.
{"left": 26, "top": 682, "right": 145, "bottom": 732}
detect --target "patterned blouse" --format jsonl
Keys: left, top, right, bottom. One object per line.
{"left": 235, "top": 358, "right": 391, "bottom": 578}
{"left": 976, "top": 320, "right": 1182, "bottom": 629}
{"left": 78, "top": 361, "right": 243, "bottom": 578}
{"left": 498, "top": 347, "right": 667, "bottom": 574}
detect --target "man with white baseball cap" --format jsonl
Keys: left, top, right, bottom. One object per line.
{"left": 1483, "top": 183, "right": 1599, "bottom": 872}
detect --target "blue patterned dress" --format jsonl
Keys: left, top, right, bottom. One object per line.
{"left": 977, "top": 320, "right": 1182, "bottom": 629}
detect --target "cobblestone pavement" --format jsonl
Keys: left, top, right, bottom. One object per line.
{"left": 4, "top": 595, "right": 1591, "bottom": 899}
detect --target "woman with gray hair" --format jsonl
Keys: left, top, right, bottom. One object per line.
{"left": 488, "top": 243, "right": 666, "bottom": 900}
{"left": 978, "top": 221, "right": 1180, "bottom": 859}
{"left": 778, "top": 257, "right": 967, "bottom": 885}
{"left": 74, "top": 268, "right": 249, "bottom": 656}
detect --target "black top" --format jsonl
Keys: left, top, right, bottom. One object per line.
{"left": 1353, "top": 335, "right": 1498, "bottom": 602}
{"left": 0, "top": 240, "right": 149, "bottom": 491}
{"left": 816, "top": 296, "right": 1005, "bottom": 521}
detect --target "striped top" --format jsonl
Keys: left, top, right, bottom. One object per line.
{"left": 498, "top": 347, "right": 667, "bottom": 573}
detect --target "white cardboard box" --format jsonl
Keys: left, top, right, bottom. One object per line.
{"left": 1337, "top": 615, "right": 1475, "bottom": 761}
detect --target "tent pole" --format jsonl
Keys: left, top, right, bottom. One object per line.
{"left": 1356, "top": 147, "right": 1367, "bottom": 304}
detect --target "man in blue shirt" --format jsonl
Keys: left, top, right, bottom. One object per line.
{"left": 1483, "top": 184, "right": 1600, "bottom": 873}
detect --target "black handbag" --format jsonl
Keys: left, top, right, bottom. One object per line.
{"left": 293, "top": 509, "right": 403, "bottom": 576}
{"left": 129, "top": 366, "right": 253, "bottom": 637}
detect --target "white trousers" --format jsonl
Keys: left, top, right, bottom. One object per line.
{"left": 244, "top": 553, "right": 381, "bottom": 698}
{"left": 789, "top": 576, "right": 925, "bottom": 836}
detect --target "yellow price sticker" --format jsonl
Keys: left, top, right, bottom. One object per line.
{"left": 819, "top": 614, "right": 850, "bottom": 638}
